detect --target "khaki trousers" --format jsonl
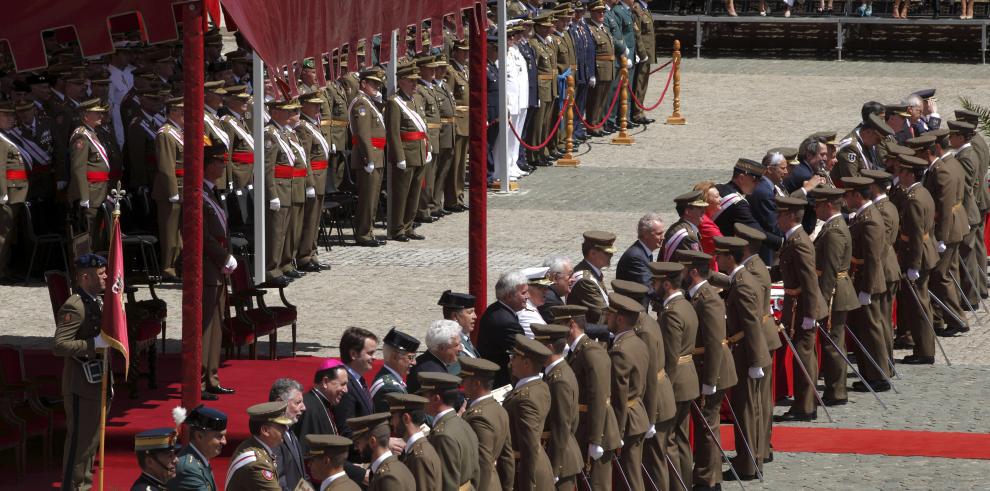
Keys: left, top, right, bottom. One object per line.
{"left": 664, "top": 401, "right": 693, "bottom": 490}
{"left": 354, "top": 167, "right": 382, "bottom": 242}
{"left": 389, "top": 164, "right": 425, "bottom": 238}
{"left": 156, "top": 201, "right": 182, "bottom": 277}
{"left": 202, "top": 283, "right": 225, "bottom": 389}
{"left": 731, "top": 361, "right": 765, "bottom": 477}
{"left": 692, "top": 390, "right": 726, "bottom": 487}
{"left": 432, "top": 146, "right": 454, "bottom": 212}
{"left": 790, "top": 326, "right": 819, "bottom": 414}
{"left": 447, "top": 135, "right": 469, "bottom": 207}
{"left": 931, "top": 242, "right": 966, "bottom": 329}
{"left": 265, "top": 205, "right": 289, "bottom": 280}
{"left": 899, "top": 275, "right": 935, "bottom": 358}
{"left": 820, "top": 310, "right": 849, "bottom": 401}
{"left": 297, "top": 194, "right": 323, "bottom": 266}
{"left": 62, "top": 393, "right": 101, "bottom": 491}
{"left": 849, "top": 295, "right": 889, "bottom": 383}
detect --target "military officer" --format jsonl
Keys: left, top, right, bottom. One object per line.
{"left": 131, "top": 428, "right": 179, "bottom": 491}
{"left": 585, "top": 1, "right": 614, "bottom": 137}
{"left": 350, "top": 67, "right": 388, "bottom": 247}
{"left": 303, "top": 435, "right": 361, "bottom": 491}
{"left": 69, "top": 99, "right": 113, "bottom": 251}
{"left": 503, "top": 335, "right": 555, "bottom": 490}
{"left": 714, "top": 236, "right": 770, "bottom": 481}
{"left": 842, "top": 177, "right": 891, "bottom": 392}
{"left": 607, "top": 0, "right": 636, "bottom": 128}
{"left": 893, "top": 155, "right": 940, "bottom": 365}
{"left": 321, "top": 74, "right": 349, "bottom": 191}
{"left": 552, "top": 8, "right": 577, "bottom": 157}
{"left": 387, "top": 62, "right": 430, "bottom": 242}
{"left": 529, "top": 323, "right": 583, "bottom": 489}
{"left": 714, "top": 159, "right": 765, "bottom": 237}
{"left": 439, "top": 290, "right": 479, "bottom": 358}
{"left": 948, "top": 120, "right": 986, "bottom": 309}
{"left": 122, "top": 88, "right": 161, "bottom": 196}
{"left": 219, "top": 86, "right": 255, "bottom": 193}
{"left": 55, "top": 253, "right": 108, "bottom": 491}
{"left": 282, "top": 108, "right": 309, "bottom": 280}
{"left": 169, "top": 405, "right": 228, "bottom": 491}
{"left": 831, "top": 113, "right": 894, "bottom": 183}
{"left": 152, "top": 97, "right": 185, "bottom": 280}
{"left": 203, "top": 81, "right": 231, "bottom": 190}
{"left": 296, "top": 92, "right": 331, "bottom": 272}
{"left": 661, "top": 190, "right": 706, "bottom": 262}
{"left": 345, "top": 413, "right": 415, "bottom": 491}
{"left": 227, "top": 402, "right": 293, "bottom": 491}
{"left": 430, "top": 56, "right": 457, "bottom": 216}
{"left": 772, "top": 196, "right": 827, "bottom": 421}
{"left": 370, "top": 327, "right": 421, "bottom": 412}
{"left": 263, "top": 99, "right": 301, "bottom": 286}
{"left": 567, "top": 230, "right": 617, "bottom": 323}
{"left": 444, "top": 40, "right": 470, "bottom": 212}
{"left": 862, "top": 169, "right": 901, "bottom": 368}
{"left": 297, "top": 58, "right": 321, "bottom": 95}
{"left": 414, "top": 55, "right": 443, "bottom": 223}
{"left": 0, "top": 102, "right": 30, "bottom": 282}
{"left": 528, "top": 12, "right": 558, "bottom": 166}
{"left": 807, "top": 187, "right": 859, "bottom": 406}
{"left": 954, "top": 109, "right": 990, "bottom": 300}
{"left": 385, "top": 393, "right": 442, "bottom": 491}
{"left": 418, "top": 372, "right": 481, "bottom": 491}
{"left": 630, "top": 0, "right": 655, "bottom": 125}
{"left": 460, "top": 357, "right": 515, "bottom": 491}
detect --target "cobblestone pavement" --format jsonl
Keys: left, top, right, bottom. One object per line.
{"left": 1, "top": 58, "right": 989, "bottom": 486}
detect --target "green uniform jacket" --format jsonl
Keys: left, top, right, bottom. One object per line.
{"left": 955, "top": 145, "right": 983, "bottom": 224}
{"left": 922, "top": 154, "right": 968, "bottom": 244}
{"left": 69, "top": 125, "right": 111, "bottom": 204}
{"left": 446, "top": 62, "right": 470, "bottom": 138}
{"left": 543, "top": 360, "right": 584, "bottom": 481}
{"left": 636, "top": 312, "right": 676, "bottom": 424}
{"left": 895, "top": 183, "right": 939, "bottom": 273}
{"left": 609, "top": 331, "right": 650, "bottom": 437}
{"left": 504, "top": 379, "right": 555, "bottom": 491}
{"left": 588, "top": 21, "right": 615, "bottom": 82}
{"left": 53, "top": 292, "right": 103, "bottom": 399}
{"left": 350, "top": 93, "right": 387, "bottom": 170}
{"left": 690, "top": 282, "right": 738, "bottom": 391}
{"left": 814, "top": 216, "right": 860, "bottom": 313}
{"left": 386, "top": 93, "right": 428, "bottom": 167}
{"left": 662, "top": 219, "right": 701, "bottom": 261}
{"left": 530, "top": 35, "right": 557, "bottom": 102}
{"left": 263, "top": 124, "right": 295, "bottom": 204}
{"left": 567, "top": 259, "right": 609, "bottom": 324}
{"left": 416, "top": 82, "right": 442, "bottom": 154}
{"left": 633, "top": 2, "right": 656, "bottom": 63}
{"left": 427, "top": 410, "right": 480, "bottom": 491}
{"left": 568, "top": 334, "right": 621, "bottom": 451}
{"left": 369, "top": 365, "right": 406, "bottom": 413}
{"left": 151, "top": 122, "right": 183, "bottom": 201}
{"left": 745, "top": 256, "right": 783, "bottom": 351}
{"left": 849, "top": 204, "right": 887, "bottom": 295}
{"left": 226, "top": 436, "right": 281, "bottom": 491}
{"left": 725, "top": 268, "right": 772, "bottom": 369}
{"left": 0, "top": 135, "right": 29, "bottom": 203}
{"left": 287, "top": 130, "right": 311, "bottom": 205}
{"left": 435, "top": 80, "right": 456, "bottom": 150}
{"left": 658, "top": 293, "right": 700, "bottom": 402}
{"left": 369, "top": 453, "right": 415, "bottom": 491}
{"left": 399, "top": 436, "right": 442, "bottom": 491}
{"left": 297, "top": 116, "right": 331, "bottom": 196}
{"left": 463, "top": 395, "right": 514, "bottom": 491}
{"left": 777, "top": 227, "right": 828, "bottom": 324}
{"left": 220, "top": 112, "right": 254, "bottom": 188}
{"left": 167, "top": 445, "right": 217, "bottom": 491}
{"left": 874, "top": 196, "right": 902, "bottom": 285}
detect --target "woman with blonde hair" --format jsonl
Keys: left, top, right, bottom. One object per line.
{"left": 693, "top": 180, "right": 724, "bottom": 271}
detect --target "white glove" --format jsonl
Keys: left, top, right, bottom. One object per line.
{"left": 364, "top": 163, "right": 375, "bottom": 174}
{"left": 858, "top": 291, "right": 872, "bottom": 305}
{"left": 0, "top": 195, "right": 7, "bottom": 205}
{"left": 801, "top": 316, "right": 816, "bottom": 330}
{"left": 937, "top": 241, "right": 946, "bottom": 253}
{"left": 223, "top": 255, "right": 238, "bottom": 274}
{"left": 93, "top": 335, "right": 108, "bottom": 349}
{"left": 645, "top": 425, "right": 656, "bottom": 439}
{"left": 269, "top": 198, "right": 281, "bottom": 211}
{"left": 625, "top": 58, "right": 633, "bottom": 70}
{"left": 624, "top": 47, "right": 630, "bottom": 57}
{"left": 619, "top": 439, "right": 624, "bottom": 448}
{"left": 234, "top": 189, "right": 243, "bottom": 196}
{"left": 589, "top": 77, "right": 596, "bottom": 88}
{"left": 331, "top": 143, "right": 337, "bottom": 154}
{"left": 748, "top": 366, "right": 765, "bottom": 379}
{"left": 426, "top": 151, "right": 433, "bottom": 163}
{"left": 227, "top": 181, "right": 234, "bottom": 190}
{"left": 57, "top": 180, "right": 68, "bottom": 191}
{"left": 588, "top": 443, "right": 604, "bottom": 460}
{"left": 80, "top": 200, "right": 90, "bottom": 209}
{"left": 635, "top": 54, "right": 641, "bottom": 64}
{"left": 168, "top": 194, "right": 181, "bottom": 203}
{"left": 247, "top": 184, "right": 254, "bottom": 191}
{"left": 907, "top": 269, "right": 920, "bottom": 281}
{"left": 305, "top": 186, "right": 316, "bottom": 198}
{"left": 702, "top": 384, "right": 716, "bottom": 395}
{"left": 396, "top": 160, "right": 407, "bottom": 170}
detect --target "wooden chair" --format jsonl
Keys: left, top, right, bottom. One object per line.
{"left": 124, "top": 286, "right": 164, "bottom": 398}
{"left": 0, "top": 398, "right": 26, "bottom": 480}
{"left": 23, "top": 203, "right": 69, "bottom": 283}
{"left": 227, "top": 257, "right": 297, "bottom": 359}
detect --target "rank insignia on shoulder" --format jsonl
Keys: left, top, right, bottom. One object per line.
{"left": 262, "top": 469, "right": 274, "bottom": 481}
{"left": 358, "top": 107, "right": 366, "bottom": 116}
{"left": 846, "top": 152, "right": 856, "bottom": 163}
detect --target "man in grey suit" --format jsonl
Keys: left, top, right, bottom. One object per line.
{"left": 269, "top": 378, "right": 308, "bottom": 491}
{"left": 616, "top": 213, "right": 664, "bottom": 308}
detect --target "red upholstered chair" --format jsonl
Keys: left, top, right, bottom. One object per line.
{"left": 124, "top": 285, "right": 165, "bottom": 398}
{"left": 0, "top": 398, "right": 26, "bottom": 480}
{"left": 44, "top": 270, "right": 71, "bottom": 321}
{"left": 0, "top": 346, "right": 63, "bottom": 429}
{"left": 228, "top": 256, "right": 297, "bottom": 359}
{"left": 222, "top": 262, "right": 277, "bottom": 360}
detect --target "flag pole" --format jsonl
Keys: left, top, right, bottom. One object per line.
{"left": 97, "top": 349, "right": 109, "bottom": 491}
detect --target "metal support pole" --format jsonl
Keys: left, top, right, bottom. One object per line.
{"left": 982, "top": 24, "right": 987, "bottom": 65}
{"left": 252, "top": 52, "right": 266, "bottom": 285}
{"left": 696, "top": 19, "right": 702, "bottom": 58}
{"left": 497, "top": 0, "right": 510, "bottom": 193}
{"left": 387, "top": 30, "right": 398, "bottom": 236}
{"left": 837, "top": 22, "right": 844, "bottom": 61}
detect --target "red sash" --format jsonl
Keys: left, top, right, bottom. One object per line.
{"left": 274, "top": 164, "right": 294, "bottom": 179}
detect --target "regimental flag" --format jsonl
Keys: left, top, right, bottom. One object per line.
{"left": 100, "top": 212, "right": 129, "bottom": 377}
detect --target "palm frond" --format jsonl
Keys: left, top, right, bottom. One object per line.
{"left": 957, "top": 96, "right": 990, "bottom": 139}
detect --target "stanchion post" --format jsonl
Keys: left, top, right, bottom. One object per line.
{"left": 611, "top": 56, "right": 634, "bottom": 145}
{"left": 557, "top": 74, "right": 580, "bottom": 167}
{"left": 666, "top": 39, "right": 686, "bottom": 125}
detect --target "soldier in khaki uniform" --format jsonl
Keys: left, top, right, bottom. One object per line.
{"left": 567, "top": 230, "right": 617, "bottom": 323}
{"left": 661, "top": 190, "right": 705, "bottom": 261}
{"left": 605, "top": 293, "right": 651, "bottom": 491}
{"left": 808, "top": 187, "right": 859, "bottom": 405}
{"left": 528, "top": 13, "right": 558, "bottom": 166}
{"left": 345, "top": 412, "right": 415, "bottom": 491}
{"left": 263, "top": 99, "right": 301, "bottom": 286}
{"left": 530, "top": 323, "right": 583, "bottom": 489}
{"left": 893, "top": 156, "right": 940, "bottom": 365}
{"left": 283, "top": 109, "right": 309, "bottom": 280}
{"left": 862, "top": 169, "right": 901, "bottom": 368}
{"left": 220, "top": 86, "right": 255, "bottom": 191}
{"left": 227, "top": 402, "right": 293, "bottom": 491}
{"left": 350, "top": 68, "right": 388, "bottom": 247}
{"left": 504, "top": 335, "right": 555, "bottom": 491}
{"left": 296, "top": 92, "right": 332, "bottom": 272}
{"left": 772, "top": 196, "right": 827, "bottom": 421}
{"left": 842, "top": 177, "right": 891, "bottom": 392}
{"left": 322, "top": 76, "right": 349, "bottom": 191}
{"left": 948, "top": 120, "right": 986, "bottom": 309}
{"left": 830, "top": 113, "right": 894, "bottom": 183}
{"left": 714, "top": 236, "right": 770, "bottom": 481}
{"left": 444, "top": 41, "right": 470, "bottom": 211}
{"left": 430, "top": 57, "right": 457, "bottom": 216}
{"left": 303, "top": 435, "right": 362, "bottom": 491}
{"left": 203, "top": 81, "right": 231, "bottom": 190}
{"left": 385, "top": 393, "right": 441, "bottom": 491}
{"left": 586, "top": 1, "right": 615, "bottom": 136}
{"left": 679, "top": 250, "right": 737, "bottom": 490}
{"left": 387, "top": 62, "right": 431, "bottom": 241}
{"left": 55, "top": 254, "right": 108, "bottom": 491}
{"left": 414, "top": 56, "right": 443, "bottom": 223}
{"left": 954, "top": 110, "right": 990, "bottom": 300}
{"left": 418, "top": 372, "right": 480, "bottom": 491}
{"left": 460, "top": 357, "right": 515, "bottom": 491}
{"left": 552, "top": 9, "right": 576, "bottom": 157}
{"left": 630, "top": 0, "right": 656, "bottom": 125}
{"left": 153, "top": 97, "right": 185, "bottom": 279}
{"left": 69, "top": 99, "right": 112, "bottom": 251}
{"left": 650, "top": 262, "right": 699, "bottom": 490}
{"left": 0, "top": 102, "right": 30, "bottom": 281}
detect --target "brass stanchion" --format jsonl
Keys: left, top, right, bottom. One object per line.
{"left": 611, "top": 56, "right": 634, "bottom": 145}
{"left": 666, "top": 39, "right": 686, "bottom": 125}
{"left": 557, "top": 74, "right": 580, "bottom": 167}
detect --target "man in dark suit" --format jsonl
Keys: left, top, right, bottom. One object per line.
{"left": 407, "top": 319, "right": 463, "bottom": 393}
{"left": 714, "top": 159, "right": 766, "bottom": 238}
{"left": 749, "top": 155, "right": 785, "bottom": 263}
{"left": 333, "top": 327, "right": 378, "bottom": 449}
{"left": 616, "top": 213, "right": 664, "bottom": 308}
{"left": 477, "top": 269, "right": 529, "bottom": 388}
{"left": 783, "top": 139, "right": 827, "bottom": 234}
{"left": 295, "top": 360, "right": 366, "bottom": 484}
{"left": 269, "top": 378, "right": 307, "bottom": 491}
{"left": 541, "top": 255, "right": 575, "bottom": 320}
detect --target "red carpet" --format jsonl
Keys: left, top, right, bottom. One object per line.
{"left": 6, "top": 352, "right": 989, "bottom": 490}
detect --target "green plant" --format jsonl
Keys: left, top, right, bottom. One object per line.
{"left": 957, "top": 96, "right": 990, "bottom": 139}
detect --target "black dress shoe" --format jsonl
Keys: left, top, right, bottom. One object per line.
{"left": 356, "top": 239, "right": 382, "bottom": 247}
{"left": 936, "top": 326, "right": 962, "bottom": 337}
{"left": 206, "top": 385, "right": 235, "bottom": 395}
{"left": 693, "top": 484, "right": 722, "bottom": 491}
{"left": 201, "top": 391, "right": 219, "bottom": 401}
{"left": 763, "top": 452, "right": 773, "bottom": 463}
{"left": 430, "top": 211, "right": 445, "bottom": 218}
{"left": 893, "top": 336, "right": 915, "bottom": 349}
{"left": 407, "top": 232, "right": 425, "bottom": 240}
{"left": 284, "top": 269, "right": 302, "bottom": 279}
{"left": 518, "top": 163, "right": 534, "bottom": 173}
{"left": 900, "top": 354, "right": 935, "bottom": 365}
{"left": 392, "top": 235, "right": 410, "bottom": 242}
{"left": 774, "top": 410, "right": 817, "bottom": 422}
{"left": 852, "top": 380, "right": 891, "bottom": 392}
{"left": 588, "top": 130, "right": 605, "bottom": 137}
{"left": 445, "top": 205, "right": 466, "bottom": 213}
{"left": 415, "top": 216, "right": 438, "bottom": 224}
{"left": 722, "top": 470, "right": 756, "bottom": 482}
{"left": 266, "top": 276, "right": 291, "bottom": 287}
{"left": 300, "top": 262, "right": 322, "bottom": 273}
{"left": 822, "top": 397, "right": 848, "bottom": 406}
{"left": 626, "top": 121, "right": 639, "bottom": 129}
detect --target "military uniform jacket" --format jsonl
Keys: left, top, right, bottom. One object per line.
{"left": 543, "top": 360, "right": 584, "bottom": 481}
{"left": 661, "top": 219, "right": 700, "bottom": 261}
{"left": 446, "top": 62, "right": 470, "bottom": 138}
{"left": 131, "top": 472, "right": 168, "bottom": 491}
{"left": 972, "top": 134, "right": 990, "bottom": 211}
{"left": 588, "top": 20, "right": 615, "bottom": 82}
{"left": 831, "top": 129, "right": 879, "bottom": 182}
{"left": 0, "top": 132, "right": 29, "bottom": 203}
{"left": 400, "top": 437, "right": 442, "bottom": 491}
{"left": 658, "top": 293, "right": 701, "bottom": 402}
{"left": 725, "top": 267, "right": 772, "bottom": 369}
{"left": 369, "top": 453, "right": 415, "bottom": 491}
{"left": 503, "top": 378, "right": 555, "bottom": 491}
{"left": 416, "top": 82, "right": 442, "bottom": 153}
{"left": 226, "top": 436, "right": 281, "bottom": 491}
{"left": 323, "top": 82, "right": 350, "bottom": 150}
{"left": 322, "top": 474, "right": 361, "bottom": 491}
{"left": 555, "top": 31, "right": 577, "bottom": 74}
{"left": 203, "top": 182, "right": 230, "bottom": 287}
{"left": 874, "top": 195, "right": 902, "bottom": 286}
{"left": 53, "top": 292, "right": 103, "bottom": 399}
{"left": 569, "top": 21, "right": 595, "bottom": 85}
{"left": 744, "top": 256, "right": 783, "bottom": 351}
{"left": 434, "top": 80, "right": 456, "bottom": 149}
{"left": 690, "top": 282, "right": 737, "bottom": 391}
{"left": 286, "top": 131, "right": 311, "bottom": 204}
{"left": 814, "top": 216, "right": 860, "bottom": 313}
{"left": 530, "top": 35, "right": 557, "bottom": 102}
{"left": 350, "top": 92, "right": 387, "bottom": 170}
{"left": 463, "top": 396, "right": 514, "bottom": 491}
{"left": 636, "top": 312, "right": 676, "bottom": 424}
{"left": 604, "top": 5, "right": 628, "bottom": 65}
{"left": 895, "top": 183, "right": 939, "bottom": 274}
{"left": 633, "top": 2, "right": 656, "bottom": 63}
{"left": 567, "top": 259, "right": 609, "bottom": 324}
{"left": 612, "top": 3, "right": 637, "bottom": 62}
{"left": 297, "top": 115, "right": 330, "bottom": 196}
{"left": 955, "top": 144, "right": 984, "bottom": 223}
{"left": 69, "top": 124, "right": 112, "bottom": 204}
{"left": 221, "top": 112, "right": 255, "bottom": 160}
{"left": 168, "top": 445, "right": 217, "bottom": 491}
{"left": 152, "top": 121, "right": 184, "bottom": 201}
{"left": 125, "top": 111, "right": 159, "bottom": 191}
{"left": 609, "top": 330, "right": 650, "bottom": 437}
{"left": 568, "top": 334, "right": 621, "bottom": 451}
{"left": 923, "top": 153, "right": 968, "bottom": 244}
{"left": 428, "top": 410, "right": 480, "bottom": 491}
{"left": 263, "top": 123, "right": 296, "bottom": 204}
{"left": 777, "top": 227, "right": 828, "bottom": 323}
{"left": 714, "top": 182, "right": 763, "bottom": 237}
{"left": 849, "top": 204, "right": 887, "bottom": 295}
{"left": 386, "top": 92, "right": 430, "bottom": 167}
{"left": 369, "top": 364, "right": 406, "bottom": 413}
{"left": 339, "top": 74, "right": 361, "bottom": 105}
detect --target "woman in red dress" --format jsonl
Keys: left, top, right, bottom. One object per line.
{"left": 694, "top": 180, "right": 723, "bottom": 271}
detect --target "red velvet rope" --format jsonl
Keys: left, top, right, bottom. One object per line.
{"left": 574, "top": 74, "right": 625, "bottom": 131}
{"left": 627, "top": 59, "right": 676, "bottom": 112}
{"left": 508, "top": 97, "right": 572, "bottom": 151}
